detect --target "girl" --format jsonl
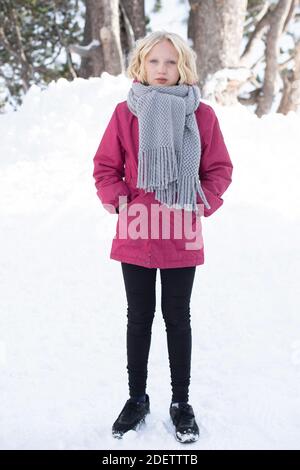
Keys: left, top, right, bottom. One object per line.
{"left": 93, "top": 30, "right": 233, "bottom": 444}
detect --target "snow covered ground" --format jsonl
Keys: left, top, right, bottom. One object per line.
{"left": 0, "top": 71, "right": 299, "bottom": 450}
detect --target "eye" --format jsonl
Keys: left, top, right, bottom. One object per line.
{"left": 149, "top": 59, "right": 176, "bottom": 64}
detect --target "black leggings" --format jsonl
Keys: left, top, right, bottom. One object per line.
{"left": 121, "top": 262, "right": 196, "bottom": 403}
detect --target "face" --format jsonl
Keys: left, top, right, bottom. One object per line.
{"left": 143, "top": 39, "right": 180, "bottom": 86}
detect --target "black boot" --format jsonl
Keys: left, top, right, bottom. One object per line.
{"left": 112, "top": 394, "right": 150, "bottom": 438}
{"left": 169, "top": 402, "right": 200, "bottom": 443}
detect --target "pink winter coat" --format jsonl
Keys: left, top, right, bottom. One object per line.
{"left": 93, "top": 94, "right": 233, "bottom": 269}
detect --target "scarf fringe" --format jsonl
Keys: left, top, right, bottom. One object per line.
{"left": 154, "top": 175, "right": 211, "bottom": 212}
{"left": 196, "top": 177, "right": 211, "bottom": 211}
{"left": 137, "top": 146, "right": 179, "bottom": 190}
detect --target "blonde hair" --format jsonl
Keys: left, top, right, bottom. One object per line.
{"left": 126, "top": 30, "right": 199, "bottom": 85}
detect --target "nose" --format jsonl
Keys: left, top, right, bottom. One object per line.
{"left": 158, "top": 63, "right": 167, "bottom": 74}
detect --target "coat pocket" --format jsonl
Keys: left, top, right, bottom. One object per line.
{"left": 117, "top": 187, "right": 145, "bottom": 214}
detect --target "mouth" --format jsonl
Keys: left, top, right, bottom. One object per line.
{"left": 156, "top": 78, "right": 167, "bottom": 83}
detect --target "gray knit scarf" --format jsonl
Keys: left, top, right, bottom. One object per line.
{"left": 126, "top": 81, "right": 211, "bottom": 213}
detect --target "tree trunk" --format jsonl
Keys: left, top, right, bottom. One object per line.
{"left": 121, "top": 0, "right": 145, "bottom": 40}
{"left": 120, "top": 0, "right": 146, "bottom": 69}
{"left": 78, "top": 0, "right": 123, "bottom": 79}
{"left": 255, "top": 0, "right": 293, "bottom": 117}
{"left": 188, "top": 0, "right": 247, "bottom": 104}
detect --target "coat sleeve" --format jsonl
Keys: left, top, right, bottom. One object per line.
{"left": 92, "top": 104, "right": 131, "bottom": 214}
{"left": 197, "top": 105, "right": 233, "bottom": 217}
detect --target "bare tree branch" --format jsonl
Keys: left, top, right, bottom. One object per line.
{"left": 277, "top": 37, "right": 300, "bottom": 113}
{"left": 10, "top": 7, "right": 33, "bottom": 90}
{"left": 256, "top": 0, "right": 294, "bottom": 116}
{"left": 52, "top": 0, "right": 77, "bottom": 79}
{"left": 240, "top": 2, "right": 273, "bottom": 67}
